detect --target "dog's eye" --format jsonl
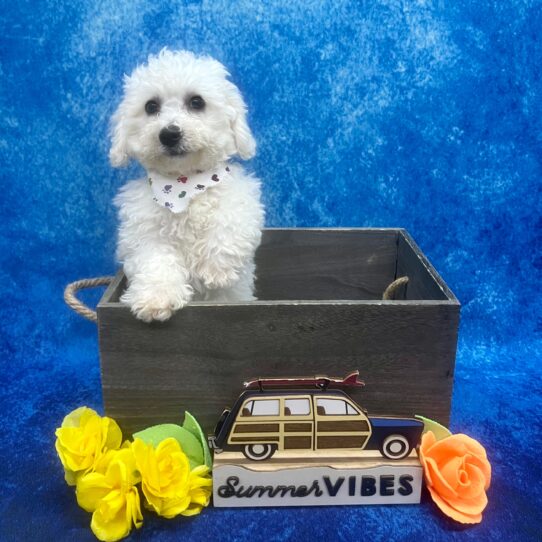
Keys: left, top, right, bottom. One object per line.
{"left": 145, "top": 100, "right": 160, "bottom": 115}
{"left": 188, "top": 95, "right": 205, "bottom": 111}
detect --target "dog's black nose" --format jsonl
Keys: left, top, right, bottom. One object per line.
{"left": 159, "top": 125, "right": 182, "bottom": 147}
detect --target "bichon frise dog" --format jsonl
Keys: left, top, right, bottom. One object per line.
{"left": 109, "top": 49, "right": 264, "bottom": 322}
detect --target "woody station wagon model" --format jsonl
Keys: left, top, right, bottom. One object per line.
{"left": 208, "top": 372, "right": 424, "bottom": 461}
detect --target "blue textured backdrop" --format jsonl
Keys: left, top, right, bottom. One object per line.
{"left": 1, "top": 1, "right": 541, "bottom": 541}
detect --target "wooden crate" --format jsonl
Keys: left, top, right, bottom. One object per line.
{"left": 97, "top": 228, "right": 459, "bottom": 435}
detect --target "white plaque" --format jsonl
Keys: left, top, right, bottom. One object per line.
{"left": 213, "top": 453, "right": 422, "bottom": 507}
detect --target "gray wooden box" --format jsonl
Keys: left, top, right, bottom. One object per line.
{"left": 97, "top": 228, "right": 459, "bottom": 435}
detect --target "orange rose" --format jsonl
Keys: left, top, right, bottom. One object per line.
{"left": 419, "top": 431, "right": 491, "bottom": 524}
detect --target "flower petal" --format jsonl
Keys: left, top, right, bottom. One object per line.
{"left": 127, "top": 488, "right": 143, "bottom": 530}
{"left": 162, "top": 496, "right": 191, "bottom": 518}
{"left": 181, "top": 502, "right": 206, "bottom": 517}
{"left": 428, "top": 434, "right": 488, "bottom": 467}
{"left": 141, "top": 482, "right": 164, "bottom": 515}
{"left": 91, "top": 501, "right": 131, "bottom": 542}
{"left": 424, "top": 456, "right": 458, "bottom": 500}
{"left": 104, "top": 418, "right": 123, "bottom": 451}
{"left": 189, "top": 487, "right": 212, "bottom": 507}
{"left": 439, "top": 455, "right": 463, "bottom": 491}
{"left": 456, "top": 463, "right": 485, "bottom": 500}
{"left": 62, "top": 407, "right": 98, "bottom": 428}
{"left": 446, "top": 488, "right": 488, "bottom": 516}
{"left": 64, "top": 468, "right": 80, "bottom": 486}
{"left": 427, "top": 484, "right": 483, "bottom": 524}
{"left": 465, "top": 452, "right": 492, "bottom": 490}
{"left": 76, "top": 473, "right": 111, "bottom": 513}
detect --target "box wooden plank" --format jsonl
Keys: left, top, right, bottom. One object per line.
{"left": 97, "top": 228, "right": 459, "bottom": 436}
{"left": 254, "top": 228, "right": 399, "bottom": 300}
{"left": 396, "top": 230, "right": 456, "bottom": 301}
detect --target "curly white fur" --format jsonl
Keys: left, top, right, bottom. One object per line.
{"left": 110, "top": 49, "right": 264, "bottom": 322}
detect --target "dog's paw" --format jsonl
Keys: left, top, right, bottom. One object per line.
{"left": 198, "top": 262, "right": 240, "bottom": 290}
{"left": 132, "top": 302, "right": 176, "bottom": 323}
{"left": 121, "top": 285, "right": 192, "bottom": 323}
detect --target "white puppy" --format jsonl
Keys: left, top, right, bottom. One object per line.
{"left": 109, "top": 49, "right": 264, "bottom": 322}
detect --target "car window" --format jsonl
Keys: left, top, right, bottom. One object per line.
{"left": 241, "top": 401, "right": 254, "bottom": 416}
{"left": 346, "top": 402, "right": 359, "bottom": 414}
{"left": 284, "top": 398, "right": 310, "bottom": 416}
{"left": 317, "top": 398, "right": 358, "bottom": 416}
{"left": 246, "top": 399, "right": 279, "bottom": 416}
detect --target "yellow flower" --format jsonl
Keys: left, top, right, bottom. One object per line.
{"left": 55, "top": 407, "right": 122, "bottom": 485}
{"left": 132, "top": 437, "right": 212, "bottom": 518}
{"left": 76, "top": 448, "right": 143, "bottom": 542}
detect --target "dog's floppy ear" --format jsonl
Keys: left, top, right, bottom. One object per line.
{"left": 226, "top": 81, "right": 256, "bottom": 160}
{"left": 109, "top": 99, "right": 129, "bottom": 168}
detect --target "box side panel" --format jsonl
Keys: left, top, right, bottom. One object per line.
{"left": 255, "top": 229, "right": 399, "bottom": 300}
{"left": 100, "top": 230, "right": 458, "bottom": 305}
{"left": 98, "top": 302, "right": 459, "bottom": 436}
{"left": 396, "top": 232, "right": 452, "bottom": 301}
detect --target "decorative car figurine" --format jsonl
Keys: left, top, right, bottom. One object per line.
{"left": 208, "top": 371, "right": 424, "bottom": 461}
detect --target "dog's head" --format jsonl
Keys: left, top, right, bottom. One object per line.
{"left": 109, "top": 49, "right": 255, "bottom": 173}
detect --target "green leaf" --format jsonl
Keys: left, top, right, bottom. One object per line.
{"left": 182, "top": 411, "right": 213, "bottom": 470}
{"left": 133, "top": 423, "right": 204, "bottom": 469}
{"left": 415, "top": 415, "right": 452, "bottom": 441}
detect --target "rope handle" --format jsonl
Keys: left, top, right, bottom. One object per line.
{"left": 64, "top": 276, "right": 114, "bottom": 322}
{"left": 382, "top": 276, "right": 409, "bottom": 300}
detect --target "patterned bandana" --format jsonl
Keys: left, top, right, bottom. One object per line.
{"left": 147, "top": 164, "right": 232, "bottom": 214}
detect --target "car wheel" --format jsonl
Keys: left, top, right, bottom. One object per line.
{"left": 242, "top": 443, "right": 276, "bottom": 461}
{"left": 380, "top": 434, "right": 411, "bottom": 460}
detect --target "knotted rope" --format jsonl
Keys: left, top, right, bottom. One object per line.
{"left": 63, "top": 276, "right": 114, "bottom": 322}
{"left": 382, "top": 276, "right": 409, "bottom": 300}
